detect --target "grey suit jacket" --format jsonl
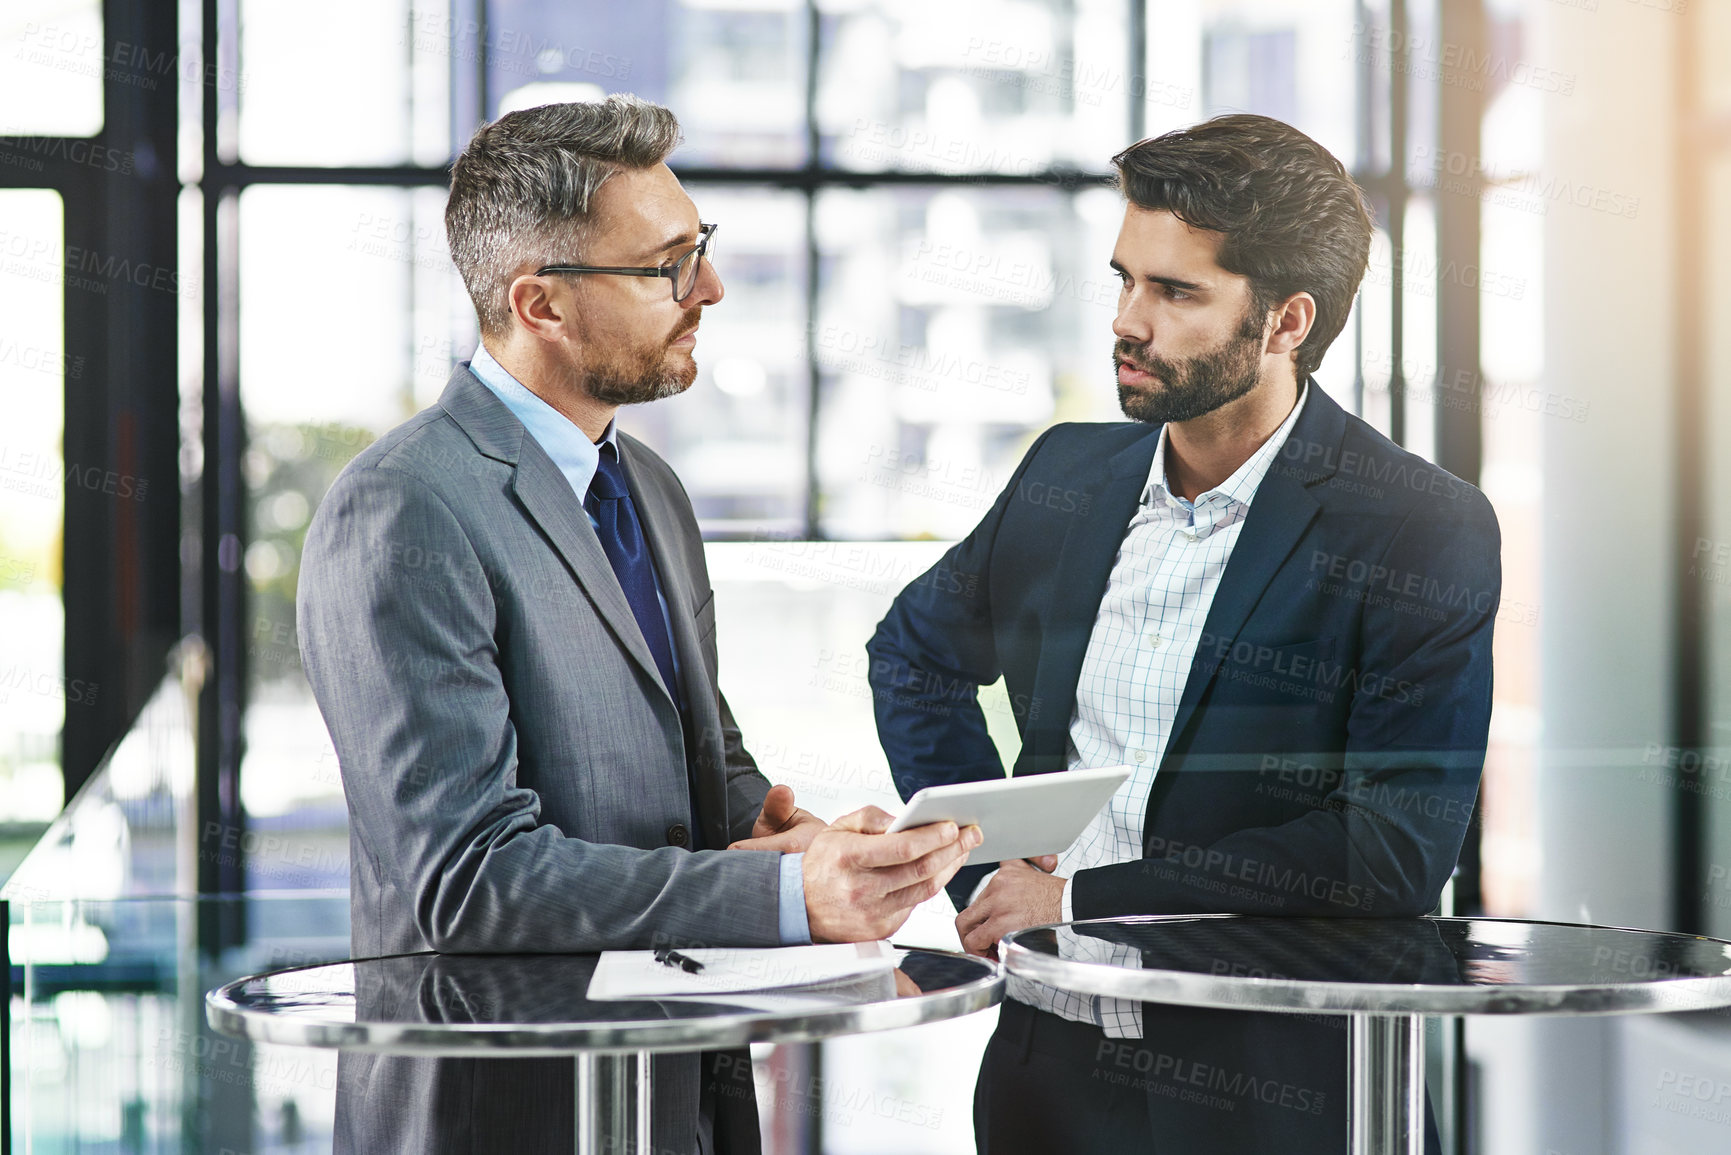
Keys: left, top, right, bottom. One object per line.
{"left": 298, "top": 366, "right": 778, "bottom": 1153}
{"left": 300, "top": 365, "right": 783, "bottom": 957}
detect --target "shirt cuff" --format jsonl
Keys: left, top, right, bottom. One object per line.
{"left": 778, "top": 852, "right": 812, "bottom": 944}
{"left": 1060, "top": 873, "right": 1075, "bottom": 923}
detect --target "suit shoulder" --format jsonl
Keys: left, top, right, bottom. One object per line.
{"left": 617, "top": 429, "right": 676, "bottom": 481}
{"left": 1023, "top": 421, "right": 1155, "bottom": 470}
{"left": 1326, "top": 412, "right": 1497, "bottom": 531}
{"left": 328, "top": 407, "right": 497, "bottom": 501}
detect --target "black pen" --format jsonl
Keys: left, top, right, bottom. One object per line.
{"left": 654, "top": 947, "right": 704, "bottom": 974}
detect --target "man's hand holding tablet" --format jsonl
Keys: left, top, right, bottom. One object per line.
{"left": 801, "top": 806, "right": 983, "bottom": 943}
{"left": 885, "top": 765, "right": 1132, "bottom": 866}
{"left": 881, "top": 766, "right": 1134, "bottom": 957}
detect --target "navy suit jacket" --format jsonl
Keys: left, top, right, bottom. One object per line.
{"left": 868, "top": 382, "right": 1499, "bottom": 923}
{"left": 866, "top": 385, "right": 1492, "bottom": 1152}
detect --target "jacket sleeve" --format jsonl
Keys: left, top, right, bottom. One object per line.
{"left": 866, "top": 427, "right": 1059, "bottom": 907}
{"left": 298, "top": 463, "right": 784, "bottom": 953}
{"left": 720, "top": 689, "right": 771, "bottom": 843}
{"left": 1069, "top": 488, "right": 1501, "bottom": 920}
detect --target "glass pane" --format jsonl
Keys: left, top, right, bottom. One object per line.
{"left": 1147, "top": 0, "right": 1358, "bottom": 160}
{"left": 238, "top": 0, "right": 451, "bottom": 166}
{"left": 625, "top": 185, "right": 809, "bottom": 537}
{"left": 487, "top": 0, "right": 809, "bottom": 168}
{"left": 0, "top": 1, "right": 103, "bottom": 137}
{"left": 237, "top": 185, "right": 468, "bottom": 864}
{"left": 1702, "top": 153, "right": 1731, "bottom": 939}
{"left": 11, "top": 895, "right": 349, "bottom": 1153}
{"left": 0, "top": 190, "right": 67, "bottom": 841}
{"left": 1358, "top": 222, "right": 1395, "bottom": 438}
{"left": 813, "top": 184, "right": 1122, "bottom": 540}
{"left": 819, "top": 0, "right": 1130, "bottom": 174}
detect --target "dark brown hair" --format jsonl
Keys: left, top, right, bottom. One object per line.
{"left": 1112, "top": 114, "right": 1373, "bottom": 377}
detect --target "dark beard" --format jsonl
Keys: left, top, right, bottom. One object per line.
{"left": 583, "top": 313, "right": 702, "bottom": 406}
{"left": 1114, "top": 306, "right": 1267, "bottom": 425}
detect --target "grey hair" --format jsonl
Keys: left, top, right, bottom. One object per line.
{"left": 446, "top": 94, "right": 683, "bottom": 338}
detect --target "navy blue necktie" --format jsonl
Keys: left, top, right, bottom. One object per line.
{"left": 585, "top": 446, "right": 684, "bottom": 712}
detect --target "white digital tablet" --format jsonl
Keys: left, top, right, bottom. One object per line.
{"left": 884, "top": 765, "right": 1134, "bottom": 867}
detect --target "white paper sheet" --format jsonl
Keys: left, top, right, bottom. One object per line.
{"left": 586, "top": 941, "right": 897, "bottom": 1000}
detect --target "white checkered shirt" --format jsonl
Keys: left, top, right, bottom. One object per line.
{"left": 1004, "top": 386, "right": 1309, "bottom": 1037}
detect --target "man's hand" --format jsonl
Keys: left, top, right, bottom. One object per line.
{"left": 728, "top": 784, "right": 827, "bottom": 854}
{"left": 956, "top": 858, "right": 1065, "bottom": 958}
{"left": 803, "top": 807, "right": 981, "bottom": 942}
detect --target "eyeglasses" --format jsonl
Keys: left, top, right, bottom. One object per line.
{"left": 535, "top": 222, "right": 718, "bottom": 303}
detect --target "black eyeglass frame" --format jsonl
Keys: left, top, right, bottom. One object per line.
{"left": 535, "top": 222, "right": 718, "bottom": 302}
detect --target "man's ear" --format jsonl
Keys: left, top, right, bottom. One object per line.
{"left": 1265, "top": 291, "right": 1316, "bottom": 358}
{"left": 506, "top": 273, "right": 578, "bottom": 345}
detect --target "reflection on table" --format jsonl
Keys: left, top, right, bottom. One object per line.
{"left": 209, "top": 946, "right": 1002, "bottom": 1155}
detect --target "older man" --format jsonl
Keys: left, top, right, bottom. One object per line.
{"left": 300, "top": 95, "right": 976, "bottom": 1155}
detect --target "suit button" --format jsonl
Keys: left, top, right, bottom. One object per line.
{"left": 666, "top": 823, "right": 690, "bottom": 848}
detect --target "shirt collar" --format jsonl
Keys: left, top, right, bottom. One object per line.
{"left": 466, "top": 340, "right": 617, "bottom": 500}
{"left": 1144, "top": 381, "right": 1310, "bottom": 514}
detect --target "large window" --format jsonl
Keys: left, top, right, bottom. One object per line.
{"left": 183, "top": 0, "right": 1479, "bottom": 901}
{"left": 0, "top": 190, "right": 67, "bottom": 831}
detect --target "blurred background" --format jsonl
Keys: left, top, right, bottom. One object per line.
{"left": 1, "top": 0, "right": 1727, "bottom": 1151}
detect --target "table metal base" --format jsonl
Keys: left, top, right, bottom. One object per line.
{"left": 1348, "top": 1013, "right": 1423, "bottom": 1155}
{"left": 576, "top": 1051, "right": 652, "bottom": 1155}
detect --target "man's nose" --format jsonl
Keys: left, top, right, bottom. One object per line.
{"left": 1113, "top": 297, "right": 1152, "bottom": 344}
{"left": 685, "top": 256, "right": 724, "bottom": 308}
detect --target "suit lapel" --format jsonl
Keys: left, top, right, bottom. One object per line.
{"left": 436, "top": 366, "right": 674, "bottom": 710}
{"left": 1159, "top": 384, "right": 1346, "bottom": 762}
{"left": 618, "top": 441, "right": 731, "bottom": 841}
{"left": 1161, "top": 471, "right": 1322, "bottom": 753}
{"left": 509, "top": 442, "right": 676, "bottom": 711}
{"left": 1026, "top": 430, "right": 1161, "bottom": 772}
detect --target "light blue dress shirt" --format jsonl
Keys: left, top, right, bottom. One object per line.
{"left": 466, "top": 342, "right": 811, "bottom": 945}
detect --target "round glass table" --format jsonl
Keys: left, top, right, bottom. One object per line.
{"left": 1002, "top": 915, "right": 1731, "bottom": 1155}
{"left": 207, "top": 946, "right": 1002, "bottom": 1154}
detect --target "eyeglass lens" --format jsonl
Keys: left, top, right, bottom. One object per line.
{"left": 674, "top": 230, "right": 713, "bottom": 302}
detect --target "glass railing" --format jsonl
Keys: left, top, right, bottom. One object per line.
{"left": 3, "top": 645, "right": 201, "bottom": 908}
{"left": 7, "top": 892, "right": 351, "bottom": 1154}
